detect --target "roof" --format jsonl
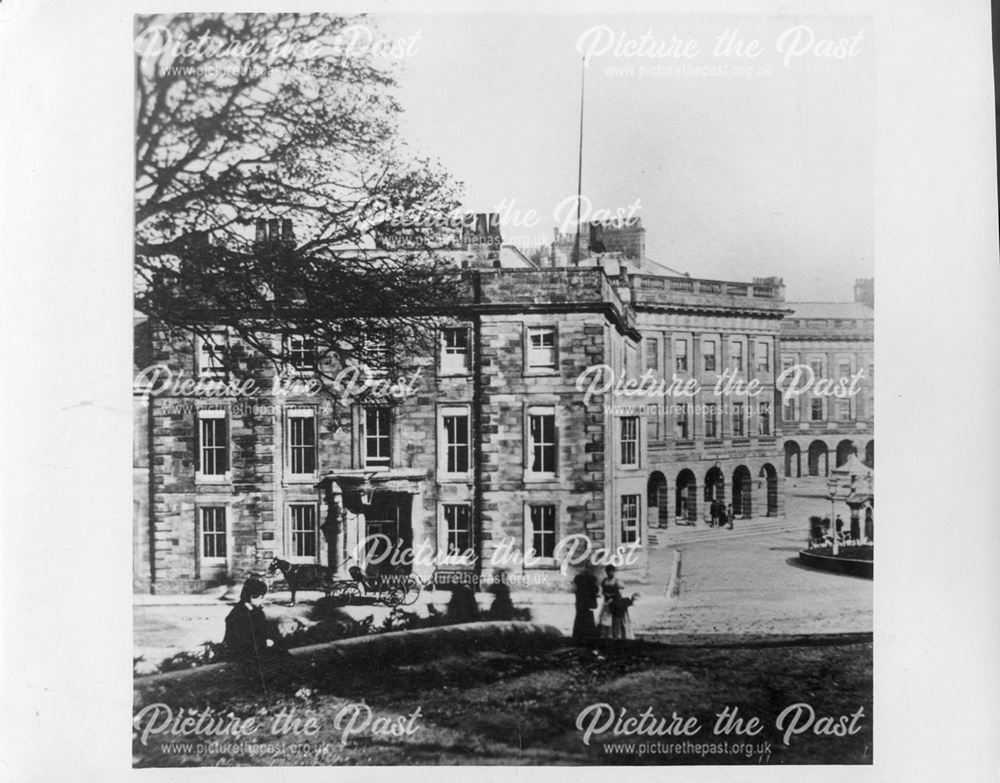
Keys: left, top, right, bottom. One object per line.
{"left": 831, "top": 454, "right": 873, "bottom": 478}
{"left": 786, "top": 301, "right": 873, "bottom": 320}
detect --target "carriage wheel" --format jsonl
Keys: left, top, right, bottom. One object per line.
{"left": 330, "top": 582, "right": 360, "bottom": 607}
{"left": 399, "top": 576, "right": 421, "bottom": 607}
{"left": 379, "top": 583, "right": 406, "bottom": 608}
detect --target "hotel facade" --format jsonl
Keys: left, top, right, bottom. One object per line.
{"left": 779, "top": 279, "right": 874, "bottom": 482}
{"left": 133, "top": 218, "right": 868, "bottom": 594}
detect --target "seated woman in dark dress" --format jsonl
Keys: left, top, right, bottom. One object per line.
{"left": 223, "top": 578, "right": 280, "bottom": 662}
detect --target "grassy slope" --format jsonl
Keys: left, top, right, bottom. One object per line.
{"left": 134, "top": 637, "right": 872, "bottom": 766}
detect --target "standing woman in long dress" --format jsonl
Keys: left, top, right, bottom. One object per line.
{"left": 598, "top": 565, "right": 634, "bottom": 640}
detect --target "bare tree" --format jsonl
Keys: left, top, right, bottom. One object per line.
{"left": 134, "top": 13, "right": 468, "bottom": 387}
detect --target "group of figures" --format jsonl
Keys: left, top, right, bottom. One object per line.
{"left": 809, "top": 506, "right": 875, "bottom": 547}
{"left": 572, "top": 565, "right": 638, "bottom": 643}
{"left": 219, "top": 575, "right": 518, "bottom": 665}
{"left": 709, "top": 498, "right": 735, "bottom": 529}
{"left": 218, "top": 567, "right": 638, "bottom": 668}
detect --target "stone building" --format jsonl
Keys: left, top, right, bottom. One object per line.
{"left": 133, "top": 218, "right": 790, "bottom": 594}
{"left": 779, "top": 279, "right": 874, "bottom": 481}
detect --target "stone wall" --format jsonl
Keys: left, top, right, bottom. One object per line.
{"left": 136, "top": 266, "right": 796, "bottom": 592}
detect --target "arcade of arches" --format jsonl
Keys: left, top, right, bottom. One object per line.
{"left": 783, "top": 438, "right": 874, "bottom": 478}
{"left": 647, "top": 461, "right": 780, "bottom": 528}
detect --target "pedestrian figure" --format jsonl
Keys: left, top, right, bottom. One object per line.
{"left": 223, "top": 577, "right": 283, "bottom": 663}
{"left": 486, "top": 570, "right": 514, "bottom": 621}
{"left": 718, "top": 505, "right": 727, "bottom": 530}
{"left": 864, "top": 506, "right": 874, "bottom": 543}
{"left": 445, "top": 583, "right": 480, "bottom": 624}
{"left": 727, "top": 503, "right": 735, "bottom": 523}
{"left": 835, "top": 515, "right": 844, "bottom": 542}
{"left": 850, "top": 510, "right": 861, "bottom": 544}
{"left": 572, "top": 567, "right": 599, "bottom": 643}
{"left": 809, "top": 516, "right": 824, "bottom": 546}
{"left": 597, "top": 565, "right": 635, "bottom": 641}
{"left": 710, "top": 499, "right": 719, "bottom": 527}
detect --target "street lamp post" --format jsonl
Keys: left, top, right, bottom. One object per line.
{"left": 826, "top": 477, "right": 841, "bottom": 555}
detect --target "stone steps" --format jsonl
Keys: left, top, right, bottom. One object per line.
{"left": 648, "top": 516, "right": 807, "bottom": 548}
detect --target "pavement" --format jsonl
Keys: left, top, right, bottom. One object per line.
{"left": 134, "top": 489, "right": 872, "bottom": 668}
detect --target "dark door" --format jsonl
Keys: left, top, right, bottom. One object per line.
{"left": 364, "top": 492, "right": 413, "bottom": 574}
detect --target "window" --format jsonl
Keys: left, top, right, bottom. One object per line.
{"left": 289, "top": 504, "right": 318, "bottom": 558}
{"left": 781, "top": 355, "right": 796, "bottom": 373}
{"left": 756, "top": 342, "right": 770, "bottom": 373}
{"left": 705, "top": 403, "right": 719, "bottom": 438}
{"left": 288, "top": 409, "right": 316, "bottom": 476}
{"left": 364, "top": 407, "right": 391, "bottom": 468}
{"left": 624, "top": 343, "right": 638, "bottom": 380}
{"left": 528, "top": 411, "right": 556, "bottom": 474}
{"left": 835, "top": 399, "right": 852, "bottom": 421}
{"left": 810, "top": 359, "right": 824, "bottom": 378}
{"left": 675, "top": 404, "right": 689, "bottom": 440}
{"left": 732, "top": 402, "right": 745, "bottom": 437}
{"left": 440, "top": 407, "right": 470, "bottom": 474}
{"left": 527, "top": 327, "right": 557, "bottom": 369}
{"left": 441, "top": 327, "right": 470, "bottom": 374}
{"left": 811, "top": 398, "right": 825, "bottom": 421}
{"left": 783, "top": 397, "right": 798, "bottom": 422}
{"left": 703, "top": 340, "right": 717, "bottom": 372}
{"left": 730, "top": 341, "right": 744, "bottom": 373}
{"left": 838, "top": 361, "right": 852, "bottom": 380}
{"left": 362, "top": 336, "right": 390, "bottom": 378}
{"left": 867, "top": 363, "right": 874, "bottom": 381}
{"left": 758, "top": 401, "right": 772, "bottom": 435}
{"left": 443, "top": 504, "right": 473, "bottom": 557}
{"left": 620, "top": 416, "right": 639, "bottom": 466}
{"left": 528, "top": 505, "right": 557, "bottom": 559}
{"left": 645, "top": 337, "right": 659, "bottom": 372}
{"left": 197, "top": 410, "right": 228, "bottom": 477}
{"left": 621, "top": 495, "right": 640, "bottom": 545}
{"left": 674, "top": 339, "right": 688, "bottom": 372}
{"left": 200, "top": 507, "right": 227, "bottom": 560}
{"left": 197, "top": 329, "right": 227, "bottom": 378}
{"left": 285, "top": 333, "right": 316, "bottom": 371}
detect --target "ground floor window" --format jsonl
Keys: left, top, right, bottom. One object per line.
{"left": 621, "top": 494, "right": 640, "bottom": 545}
{"left": 289, "top": 504, "right": 318, "bottom": 558}
{"left": 527, "top": 505, "right": 557, "bottom": 559}
{"left": 443, "top": 504, "right": 473, "bottom": 556}
{"left": 200, "top": 506, "right": 227, "bottom": 560}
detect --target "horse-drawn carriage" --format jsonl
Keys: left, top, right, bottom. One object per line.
{"left": 266, "top": 558, "right": 422, "bottom": 608}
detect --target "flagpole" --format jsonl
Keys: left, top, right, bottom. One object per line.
{"left": 572, "top": 56, "right": 585, "bottom": 266}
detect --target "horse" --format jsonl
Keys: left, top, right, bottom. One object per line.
{"left": 266, "top": 558, "right": 335, "bottom": 605}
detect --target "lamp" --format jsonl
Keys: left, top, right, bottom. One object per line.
{"left": 825, "top": 476, "right": 842, "bottom": 555}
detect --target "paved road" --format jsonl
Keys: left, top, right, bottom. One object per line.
{"left": 640, "top": 527, "right": 872, "bottom": 636}
{"left": 633, "top": 487, "right": 872, "bottom": 635}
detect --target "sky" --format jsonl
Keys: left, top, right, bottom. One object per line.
{"left": 372, "top": 13, "right": 874, "bottom": 302}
